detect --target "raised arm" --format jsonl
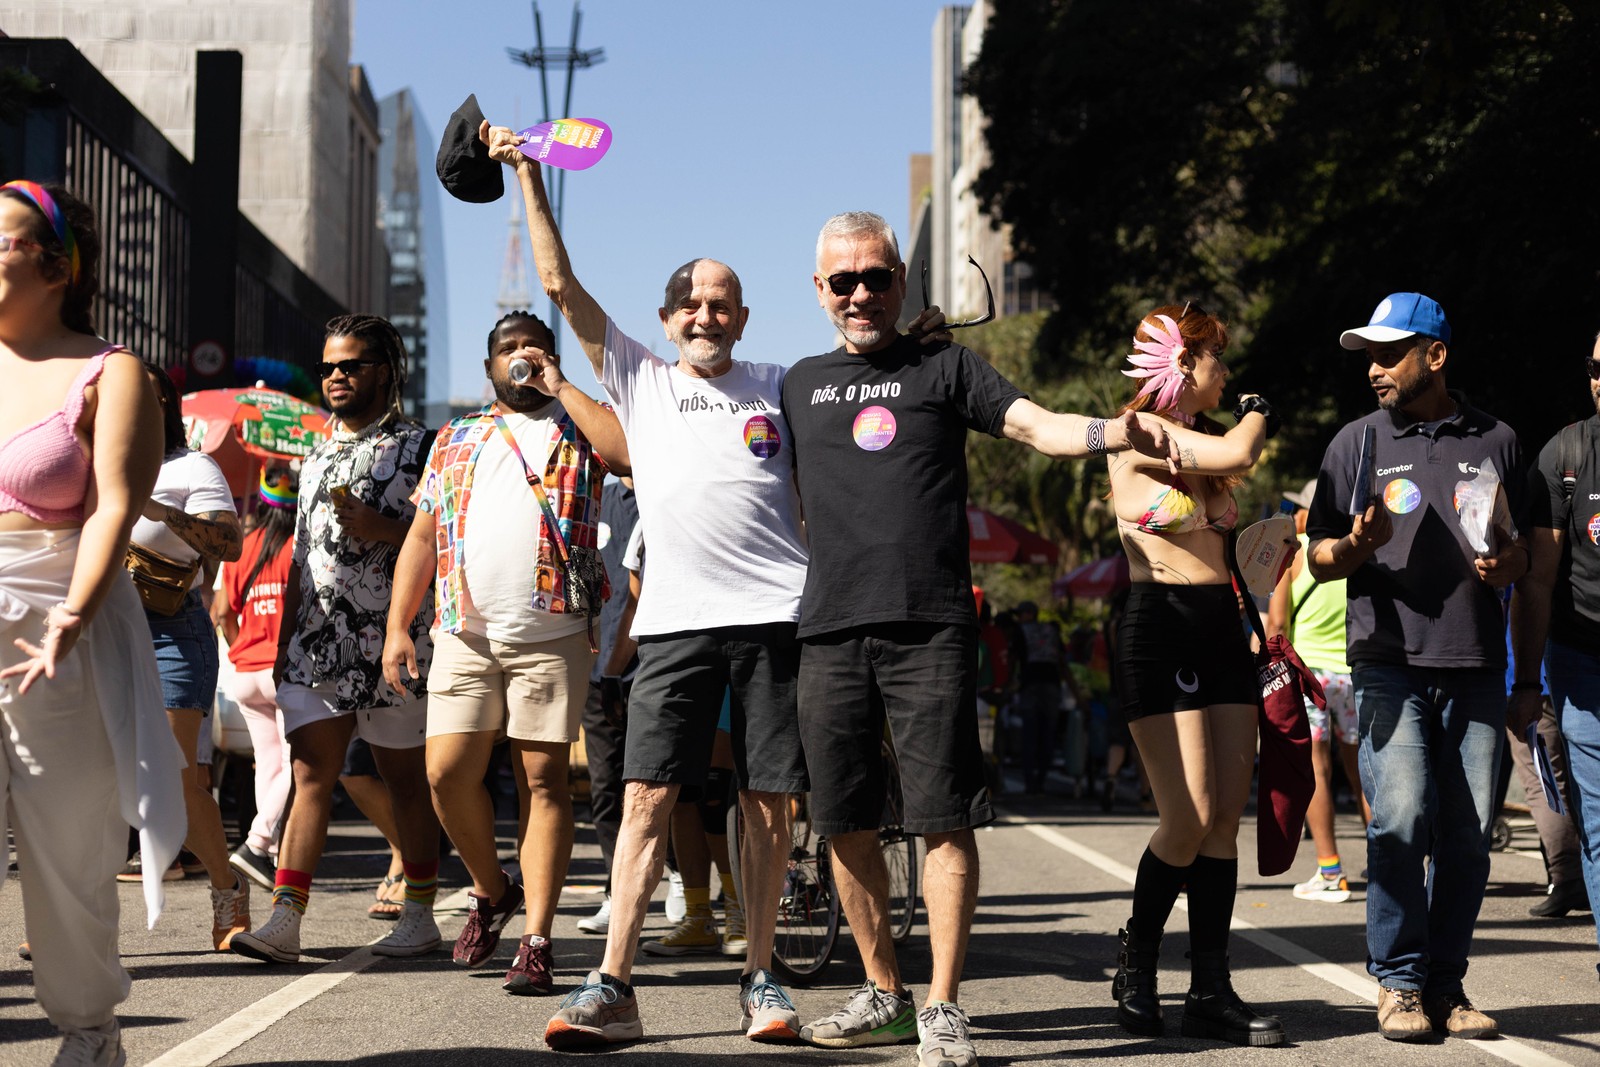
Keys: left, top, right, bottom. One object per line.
{"left": 526, "top": 350, "right": 630, "bottom": 474}
{"left": 480, "top": 120, "right": 608, "bottom": 377}
{"left": 1125, "top": 410, "right": 1268, "bottom": 478}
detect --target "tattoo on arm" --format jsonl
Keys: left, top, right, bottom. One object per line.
{"left": 162, "top": 507, "right": 243, "bottom": 563}
{"left": 1178, "top": 446, "right": 1197, "bottom": 470}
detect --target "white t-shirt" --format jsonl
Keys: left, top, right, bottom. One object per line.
{"left": 130, "top": 450, "right": 236, "bottom": 588}
{"left": 622, "top": 523, "right": 644, "bottom": 576}
{"left": 459, "top": 405, "right": 588, "bottom": 644}
{"left": 601, "top": 319, "right": 808, "bottom": 637}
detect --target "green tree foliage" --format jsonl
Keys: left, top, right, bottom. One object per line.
{"left": 967, "top": 0, "right": 1599, "bottom": 482}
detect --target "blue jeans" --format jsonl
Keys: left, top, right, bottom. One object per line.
{"left": 1353, "top": 663, "right": 1505, "bottom": 992}
{"left": 1548, "top": 640, "right": 1600, "bottom": 975}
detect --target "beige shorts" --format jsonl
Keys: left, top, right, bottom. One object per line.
{"left": 426, "top": 628, "right": 593, "bottom": 743}
{"left": 276, "top": 682, "right": 428, "bottom": 751}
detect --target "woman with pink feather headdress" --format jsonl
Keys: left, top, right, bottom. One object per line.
{"left": 1103, "top": 304, "right": 1286, "bottom": 1047}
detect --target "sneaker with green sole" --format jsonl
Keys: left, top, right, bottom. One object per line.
{"left": 801, "top": 980, "right": 917, "bottom": 1048}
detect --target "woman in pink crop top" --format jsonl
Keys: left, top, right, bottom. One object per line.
{"left": 1103, "top": 304, "right": 1284, "bottom": 1046}
{"left": 0, "top": 180, "right": 184, "bottom": 1064}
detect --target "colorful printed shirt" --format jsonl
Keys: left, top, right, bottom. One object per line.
{"left": 413, "top": 403, "right": 608, "bottom": 635}
{"left": 286, "top": 416, "right": 433, "bottom": 708}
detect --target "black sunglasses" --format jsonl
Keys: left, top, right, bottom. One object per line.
{"left": 1587, "top": 357, "right": 1600, "bottom": 381}
{"left": 920, "top": 254, "right": 996, "bottom": 330}
{"left": 824, "top": 267, "right": 897, "bottom": 297}
{"left": 318, "top": 358, "right": 385, "bottom": 379}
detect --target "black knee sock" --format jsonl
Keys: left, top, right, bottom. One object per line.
{"left": 1130, "top": 847, "right": 1191, "bottom": 936}
{"left": 1185, "top": 855, "right": 1238, "bottom": 954}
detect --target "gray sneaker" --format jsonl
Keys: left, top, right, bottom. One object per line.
{"left": 51, "top": 1019, "right": 124, "bottom": 1067}
{"left": 801, "top": 979, "right": 917, "bottom": 1048}
{"left": 544, "top": 970, "right": 643, "bottom": 1048}
{"left": 917, "top": 1002, "right": 977, "bottom": 1066}
{"left": 739, "top": 968, "right": 799, "bottom": 1041}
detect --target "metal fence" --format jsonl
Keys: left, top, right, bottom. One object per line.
{"left": 0, "top": 38, "right": 343, "bottom": 383}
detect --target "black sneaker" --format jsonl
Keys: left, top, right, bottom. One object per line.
{"left": 229, "top": 844, "right": 277, "bottom": 891}
{"left": 1529, "top": 881, "right": 1591, "bottom": 918}
{"left": 178, "top": 848, "right": 207, "bottom": 878}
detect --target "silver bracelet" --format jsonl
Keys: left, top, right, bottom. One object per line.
{"left": 1086, "top": 418, "right": 1108, "bottom": 455}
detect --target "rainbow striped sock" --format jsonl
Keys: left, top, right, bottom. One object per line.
{"left": 402, "top": 860, "right": 438, "bottom": 908}
{"left": 273, "top": 868, "right": 313, "bottom": 914}
{"left": 1317, "top": 855, "right": 1343, "bottom": 880}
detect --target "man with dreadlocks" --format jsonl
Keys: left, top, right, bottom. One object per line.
{"left": 231, "top": 313, "right": 444, "bottom": 964}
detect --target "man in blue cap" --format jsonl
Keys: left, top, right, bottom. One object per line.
{"left": 1306, "top": 292, "right": 1528, "bottom": 1041}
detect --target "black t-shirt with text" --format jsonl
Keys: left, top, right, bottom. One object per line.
{"left": 1526, "top": 414, "right": 1600, "bottom": 651}
{"left": 1306, "top": 393, "right": 1525, "bottom": 669}
{"left": 781, "top": 335, "right": 1023, "bottom": 639}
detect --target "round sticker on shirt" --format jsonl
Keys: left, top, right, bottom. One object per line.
{"left": 1383, "top": 478, "right": 1422, "bottom": 515}
{"left": 1589, "top": 513, "right": 1600, "bottom": 546}
{"left": 744, "top": 415, "right": 781, "bottom": 459}
{"left": 852, "top": 405, "right": 897, "bottom": 451}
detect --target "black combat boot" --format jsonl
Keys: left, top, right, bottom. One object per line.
{"left": 1181, "top": 948, "right": 1285, "bottom": 1046}
{"left": 1111, "top": 922, "right": 1163, "bottom": 1036}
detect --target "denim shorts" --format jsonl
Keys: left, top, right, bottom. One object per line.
{"left": 146, "top": 590, "right": 220, "bottom": 713}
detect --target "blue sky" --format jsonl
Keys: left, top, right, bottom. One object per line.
{"left": 352, "top": 0, "right": 959, "bottom": 404}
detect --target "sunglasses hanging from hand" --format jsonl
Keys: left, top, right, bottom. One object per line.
{"left": 920, "top": 254, "right": 996, "bottom": 330}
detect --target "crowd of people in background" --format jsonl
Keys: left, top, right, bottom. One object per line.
{"left": 4, "top": 130, "right": 1600, "bottom": 1067}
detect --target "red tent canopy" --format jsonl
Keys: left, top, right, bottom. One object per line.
{"left": 966, "top": 506, "right": 1060, "bottom": 567}
{"left": 1051, "top": 554, "right": 1131, "bottom": 600}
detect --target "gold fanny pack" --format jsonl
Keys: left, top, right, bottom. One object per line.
{"left": 125, "top": 540, "right": 200, "bottom": 616}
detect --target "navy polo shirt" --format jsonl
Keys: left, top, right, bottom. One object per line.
{"left": 1307, "top": 392, "right": 1525, "bottom": 670}
{"left": 1526, "top": 415, "right": 1600, "bottom": 651}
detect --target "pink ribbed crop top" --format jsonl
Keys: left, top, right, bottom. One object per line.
{"left": 0, "top": 346, "right": 117, "bottom": 523}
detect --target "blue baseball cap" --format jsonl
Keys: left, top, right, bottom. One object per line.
{"left": 1339, "top": 292, "right": 1452, "bottom": 350}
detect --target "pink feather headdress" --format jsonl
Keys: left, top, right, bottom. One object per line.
{"left": 1123, "top": 313, "right": 1189, "bottom": 412}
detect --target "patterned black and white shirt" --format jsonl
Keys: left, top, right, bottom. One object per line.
{"left": 284, "top": 415, "right": 433, "bottom": 709}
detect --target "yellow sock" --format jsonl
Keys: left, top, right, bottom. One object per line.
{"left": 719, "top": 872, "right": 739, "bottom": 907}
{"left": 684, "top": 886, "right": 712, "bottom": 915}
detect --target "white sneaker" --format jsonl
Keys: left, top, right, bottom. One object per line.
{"left": 372, "top": 900, "right": 442, "bottom": 957}
{"left": 230, "top": 903, "right": 302, "bottom": 963}
{"left": 1292, "top": 871, "right": 1352, "bottom": 904}
{"left": 51, "top": 1020, "right": 124, "bottom": 1067}
{"left": 664, "top": 868, "right": 686, "bottom": 923}
{"left": 722, "top": 896, "right": 748, "bottom": 957}
{"left": 577, "top": 895, "right": 611, "bottom": 935}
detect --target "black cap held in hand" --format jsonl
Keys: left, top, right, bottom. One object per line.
{"left": 436, "top": 94, "right": 503, "bottom": 204}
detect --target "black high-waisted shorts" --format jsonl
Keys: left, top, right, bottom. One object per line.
{"left": 1114, "top": 582, "right": 1257, "bottom": 721}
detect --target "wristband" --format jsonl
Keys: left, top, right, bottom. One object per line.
{"left": 1232, "top": 395, "right": 1281, "bottom": 439}
{"left": 1086, "top": 418, "right": 1108, "bottom": 455}
{"left": 1510, "top": 682, "right": 1543, "bottom": 694}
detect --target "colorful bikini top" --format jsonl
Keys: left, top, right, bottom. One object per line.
{"left": 0, "top": 347, "right": 116, "bottom": 523}
{"left": 1118, "top": 474, "right": 1239, "bottom": 536}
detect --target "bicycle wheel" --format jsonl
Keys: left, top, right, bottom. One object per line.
{"left": 879, "top": 740, "right": 919, "bottom": 943}
{"left": 727, "top": 795, "right": 840, "bottom": 985}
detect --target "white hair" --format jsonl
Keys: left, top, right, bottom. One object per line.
{"left": 815, "top": 211, "right": 900, "bottom": 270}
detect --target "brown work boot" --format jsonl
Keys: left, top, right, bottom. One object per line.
{"left": 1376, "top": 986, "right": 1433, "bottom": 1041}
{"left": 1422, "top": 989, "right": 1498, "bottom": 1039}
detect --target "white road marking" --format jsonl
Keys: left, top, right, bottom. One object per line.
{"left": 1010, "top": 817, "right": 1578, "bottom": 1067}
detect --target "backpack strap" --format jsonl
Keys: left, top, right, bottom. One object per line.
{"left": 1558, "top": 419, "right": 1592, "bottom": 504}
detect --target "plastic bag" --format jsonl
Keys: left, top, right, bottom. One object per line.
{"left": 1455, "top": 458, "right": 1518, "bottom": 558}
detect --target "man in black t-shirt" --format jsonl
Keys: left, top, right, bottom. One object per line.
{"left": 1306, "top": 292, "right": 1527, "bottom": 1041}
{"left": 1510, "top": 334, "right": 1600, "bottom": 979}
{"left": 782, "top": 210, "right": 1174, "bottom": 1067}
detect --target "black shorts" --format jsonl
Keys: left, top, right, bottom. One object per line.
{"left": 798, "top": 622, "right": 993, "bottom": 837}
{"left": 623, "top": 622, "right": 807, "bottom": 795}
{"left": 1115, "top": 583, "right": 1257, "bottom": 720}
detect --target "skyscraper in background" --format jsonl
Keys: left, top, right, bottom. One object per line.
{"left": 378, "top": 88, "right": 449, "bottom": 412}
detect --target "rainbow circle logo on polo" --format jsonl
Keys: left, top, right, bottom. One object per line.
{"left": 743, "top": 415, "right": 780, "bottom": 459}
{"left": 1383, "top": 478, "right": 1421, "bottom": 515}
{"left": 1589, "top": 513, "right": 1600, "bottom": 546}
{"left": 852, "top": 406, "right": 897, "bottom": 451}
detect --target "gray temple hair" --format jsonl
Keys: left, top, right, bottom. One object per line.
{"left": 815, "top": 211, "right": 900, "bottom": 270}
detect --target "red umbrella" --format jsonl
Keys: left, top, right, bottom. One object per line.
{"left": 990, "top": 513, "right": 1060, "bottom": 567}
{"left": 181, "top": 387, "right": 331, "bottom": 498}
{"left": 1052, "top": 554, "right": 1131, "bottom": 600}
{"left": 966, "top": 506, "right": 1021, "bottom": 563}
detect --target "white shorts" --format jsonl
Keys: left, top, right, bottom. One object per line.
{"left": 1306, "top": 670, "right": 1358, "bottom": 746}
{"left": 276, "top": 682, "right": 427, "bottom": 751}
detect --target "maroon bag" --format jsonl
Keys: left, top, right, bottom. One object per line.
{"left": 1229, "top": 535, "right": 1324, "bottom": 877}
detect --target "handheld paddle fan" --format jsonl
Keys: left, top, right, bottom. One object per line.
{"left": 515, "top": 118, "right": 613, "bottom": 170}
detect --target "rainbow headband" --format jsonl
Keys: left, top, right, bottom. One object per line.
{"left": 1, "top": 180, "right": 81, "bottom": 285}
{"left": 258, "top": 470, "right": 297, "bottom": 509}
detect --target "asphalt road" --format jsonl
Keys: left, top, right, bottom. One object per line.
{"left": 4, "top": 785, "right": 1598, "bottom": 1066}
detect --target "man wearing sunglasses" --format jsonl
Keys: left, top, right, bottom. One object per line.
{"left": 782, "top": 211, "right": 1176, "bottom": 1067}
{"left": 1306, "top": 292, "right": 1527, "bottom": 1041}
{"left": 1511, "top": 334, "right": 1600, "bottom": 981}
